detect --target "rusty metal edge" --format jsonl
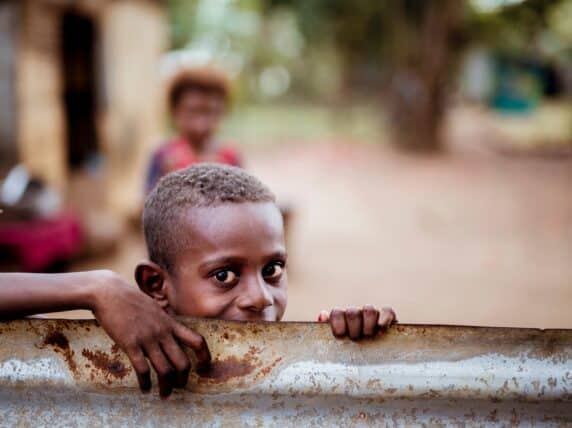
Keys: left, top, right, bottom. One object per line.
{"left": 1, "top": 318, "right": 572, "bottom": 426}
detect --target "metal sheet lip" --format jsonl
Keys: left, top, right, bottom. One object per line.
{"left": 12, "top": 317, "right": 572, "bottom": 333}
{"left": 1, "top": 318, "right": 572, "bottom": 425}
{"left": 177, "top": 318, "right": 572, "bottom": 334}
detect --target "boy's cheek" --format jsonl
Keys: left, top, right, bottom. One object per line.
{"left": 273, "top": 288, "right": 288, "bottom": 321}
{"left": 165, "top": 280, "right": 206, "bottom": 317}
{"left": 170, "top": 284, "right": 240, "bottom": 319}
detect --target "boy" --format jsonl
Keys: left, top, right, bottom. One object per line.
{"left": 145, "top": 67, "right": 241, "bottom": 193}
{"left": 136, "top": 164, "right": 395, "bottom": 391}
{"left": 0, "top": 164, "right": 395, "bottom": 398}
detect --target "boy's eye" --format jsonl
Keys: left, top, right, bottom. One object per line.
{"left": 262, "top": 262, "right": 284, "bottom": 280}
{"left": 213, "top": 270, "right": 238, "bottom": 285}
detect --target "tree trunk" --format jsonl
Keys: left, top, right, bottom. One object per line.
{"left": 387, "top": 0, "right": 464, "bottom": 152}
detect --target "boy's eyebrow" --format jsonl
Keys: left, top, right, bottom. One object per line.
{"left": 198, "top": 256, "right": 248, "bottom": 273}
{"left": 198, "top": 251, "right": 288, "bottom": 273}
{"left": 264, "top": 250, "right": 288, "bottom": 262}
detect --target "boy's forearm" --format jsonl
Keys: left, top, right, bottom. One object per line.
{"left": 0, "top": 270, "right": 106, "bottom": 319}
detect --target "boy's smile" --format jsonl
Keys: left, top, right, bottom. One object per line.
{"left": 159, "top": 202, "right": 287, "bottom": 321}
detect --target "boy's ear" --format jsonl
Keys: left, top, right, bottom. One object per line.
{"left": 134, "top": 261, "right": 170, "bottom": 310}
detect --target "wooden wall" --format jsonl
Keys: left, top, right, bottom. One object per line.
{"left": 100, "top": 0, "right": 167, "bottom": 218}
{"left": 10, "top": 0, "right": 166, "bottom": 217}
{"left": 17, "top": 1, "right": 68, "bottom": 189}
{"left": 0, "top": 1, "right": 19, "bottom": 169}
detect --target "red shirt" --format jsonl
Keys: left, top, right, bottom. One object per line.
{"left": 146, "top": 137, "right": 242, "bottom": 193}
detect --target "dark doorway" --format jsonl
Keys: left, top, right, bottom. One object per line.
{"left": 61, "top": 11, "right": 99, "bottom": 169}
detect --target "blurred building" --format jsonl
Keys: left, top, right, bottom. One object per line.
{"left": 0, "top": 0, "right": 166, "bottom": 219}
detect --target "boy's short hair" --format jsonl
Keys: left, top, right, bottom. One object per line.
{"left": 143, "top": 163, "right": 276, "bottom": 272}
{"left": 167, "top": 67, "right": 230, "bottom": 112}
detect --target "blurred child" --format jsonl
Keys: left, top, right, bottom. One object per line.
{"left": 145, "top": 67, "right": 241, "bottom": 193}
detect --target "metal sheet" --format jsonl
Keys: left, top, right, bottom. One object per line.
{"left": 1, "top": 319, "right": 571, "bottom": 426}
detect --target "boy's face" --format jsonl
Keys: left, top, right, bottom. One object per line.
{"left": 159, "top": 202, "right": 287, "bottom": 322}
{"left": 173, "top": 90, "right": 225, "bottom": 145}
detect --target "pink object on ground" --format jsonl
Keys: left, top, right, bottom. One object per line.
{"left": 0, "top": 212, "right": 84, "bottom": 272}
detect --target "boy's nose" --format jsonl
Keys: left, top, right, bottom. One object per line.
{"left": 236, "top": 277, "right": 273, "bottom": 313}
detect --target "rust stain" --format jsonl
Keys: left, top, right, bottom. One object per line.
{"left": 199, "top": 356, "right": 255, "bottom": 383}
{"left": 43, "top": 330, "right": 69, "bottom": 349}
{"left": 200, "top": 344, "right": 259, "bottom": 383}
{"left": 42, "top": 330, "right": 78, "bottom": 374}
{"left": 81, "top": 349, "right": 130, "bottom": 381}
{"left": 198, "top": 342, "right": 284, "bottom": 385}
{"left": 258, "top": 357, "right": 283, "bottom": 378}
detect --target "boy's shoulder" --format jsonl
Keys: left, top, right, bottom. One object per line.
{"left": 153, "top": 138, "right": 196, "bottom": 169}
{"left": 153, "top": 137, "right": 188, "bottom": 156}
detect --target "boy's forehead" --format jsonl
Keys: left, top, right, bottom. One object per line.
{"left": 179, "top": 202, "right": 284, "bottom": 254}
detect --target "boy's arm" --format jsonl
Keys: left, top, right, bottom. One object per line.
{"left": 0, "top": 270, "right": 211, "bottom": 398}
{"left": 318, "top": 305, "right": 397, "bottom": 340}
{"left": 0, "top": 270, "right": 107, "bottom": 317}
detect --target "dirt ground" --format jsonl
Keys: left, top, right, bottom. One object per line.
{"left": 252, "top": 142, "right": 572, "bottom": 328}
{"left": 70, "top": 131, "right": 572, "bottom": 328}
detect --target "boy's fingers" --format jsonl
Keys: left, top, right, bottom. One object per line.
{"left": 125, "top": 347, "right": 152, "bottom": 392}
{"left": 378, "top": 307, "right": 397, "bottom": 328}
{"left": 145, "top": 344, "right": 176, "bottom": 399}
{"left": 172, "top": 322, "right": 211, "bottom": 373}
{"left": 362, "top": 305, "right": 380, "bottom": 336}
{"left": 329, "top": 308, "right": 347, "bottom": 338}
{"left": 345, "top": 308, "right": 363, "bottom": 340}
{"left": 317, "top": 310, "right": 330, "bottom": 322}
{"left": 161, "top": 336, "right": 191, "bottom": 389}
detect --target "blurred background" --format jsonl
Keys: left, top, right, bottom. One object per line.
{"left": 0, "top": 0, "right": 570, "bottom": 327}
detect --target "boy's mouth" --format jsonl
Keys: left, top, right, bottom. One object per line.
{"left": 220, "top": 312, "right": 279, "bottom": 323}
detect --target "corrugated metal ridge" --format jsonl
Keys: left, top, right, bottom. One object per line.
{"left": 1, "top": 319, "right": 571, "bottom": 426}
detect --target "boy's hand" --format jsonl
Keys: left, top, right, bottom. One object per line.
{"left": 89, "top": 271, "right": 211, "bottom": 398}
{"left": 317, "top": 305, "right": 396, "bottom": 341}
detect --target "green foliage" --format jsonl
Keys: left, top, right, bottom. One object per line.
{"left": 166, "top": 0, "right": 570, "bottom": 151}
{"left": 168, "top": 0, "right": 198, "bottom": 50}
{"left": 168, "top": 0, "right": 570, "bottom": 88}
{"left": 468, "top": 0, "right": 571, "bottom": 58}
